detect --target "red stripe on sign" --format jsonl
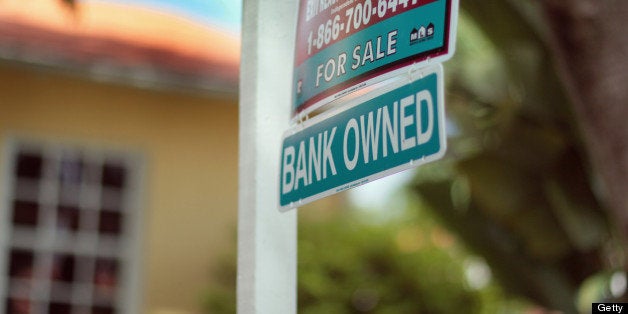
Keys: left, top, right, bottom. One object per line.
{"left": 294, "top": 0, "right": 439, "bottom": 66}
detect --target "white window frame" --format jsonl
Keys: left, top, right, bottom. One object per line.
{"left": 0, "top": 137, "right": 144, "bottom": 314}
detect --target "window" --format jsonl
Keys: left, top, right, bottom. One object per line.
{"left": 0, "top": 140, "right": 142, "bottom": 314}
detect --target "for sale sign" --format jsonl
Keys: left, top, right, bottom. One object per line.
{"left": 292, "top": 0, "right": 458, "bottom": 119}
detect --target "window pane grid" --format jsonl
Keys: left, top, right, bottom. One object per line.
{"left": 2, "top": 143, "right": 137, "bottom": 314}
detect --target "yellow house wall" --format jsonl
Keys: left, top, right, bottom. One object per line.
{"left": 0, "top": 63, "right": 238, "bottom": 313}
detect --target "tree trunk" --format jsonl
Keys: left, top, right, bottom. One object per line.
{"left": 540, "top": 0, "right": 628, "bottom": 253}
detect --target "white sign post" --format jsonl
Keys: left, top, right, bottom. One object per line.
{"left": 238, "top": 0, "right": 298, "bottom": 313}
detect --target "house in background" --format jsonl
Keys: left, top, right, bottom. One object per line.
{"left": 0, "top": 0, "right": 240, "bottom": 313}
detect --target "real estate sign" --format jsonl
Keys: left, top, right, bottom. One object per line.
{"left": 292, "top": 0, "right": 458, "bottom": 119}
{"left": 280, "top": 64, "right": 445, "bottom": 210}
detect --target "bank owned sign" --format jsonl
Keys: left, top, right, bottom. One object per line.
{"left": 280, "top": 65, "right": 445, "bottom": 210}
{"left": 292, "top": 0, "right": 458, "bottom": 119}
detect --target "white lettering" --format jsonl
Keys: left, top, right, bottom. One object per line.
{"left": 307, "top": 0, "right": 338, "bottom": 21}
{"left": 376, "top": 36, "right": 385, "bottom": 60}
{"left": 316, "top": 54, "right": 348, "bottom": 87}
{"left": 343, "top": 119, "right": 359, "bottom": 170}
{"left": 324, "top": 58, "right": 336, "bottom": 83}
{"left": 306, "top": 0, "right": 318, "bottom": 21}
{"left": 282, "top": 146, "right": 295, "bottom": 194}
{"left": 294, "top": 141, "right": 308, "bottom": 189}
{"left": 352, "top": 45, "right": 361, "bottom": 70}
{"left": 308, "top": 133, "right": 322, "bottom": 185}
{"left": 359, "top": 109, "right": 382, "bottom": 164}
{"left": 316, "top": 63, "right": 324, "bottom": 87}
{"left": 337, "top": 53, "right": 347, "bottom": 77}
{"left": 381, "top": 101, "right": 399, "bottom": 157}
{"left": 362, "top": 40, "right": 374, "bottom": 66}
{"left": 597, "top": 304, "right": 625, "bottom": 313}
{"left": 283, "top": 87, "right": 436, "bottom": 197}
{"left": 350, "top": 30, "right": 397, "bottom": 71}
{"left": 323, "top": 127, "right": 338, "bottom": 178}
{"left": 416, "top": 90, "right": 434, "bottom": 145}
{"left": 387, "top": 30, "right": 397, "bottom": 55}
{"left": 400, "top": 95, "right": 416, "bottom": 151}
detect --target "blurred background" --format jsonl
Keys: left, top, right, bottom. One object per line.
{"left": 1, "top": 0, "right": 627, "bottom": 314}
{"left": 0, "top": 0, "right": 240, "bottom": 313}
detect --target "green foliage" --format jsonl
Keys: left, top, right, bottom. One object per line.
{"left": 298, "top": 211, "right": 482, "bottom": 314}
{"left": 203, "top": 206, "right": 532, "bottom": 314}
{"left": 202, "top": 251, "right": 237, "bottom": 314}
{"left": 411, "top": 4, "right": 626, "bottom": 312}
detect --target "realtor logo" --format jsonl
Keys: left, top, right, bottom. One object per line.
{"left": 410, "top": 23, "right": 435, "bottom": 45}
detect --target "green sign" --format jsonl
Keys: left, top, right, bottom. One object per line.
{"left": 280, "top": 64, "right": 445, "bottom": 210}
